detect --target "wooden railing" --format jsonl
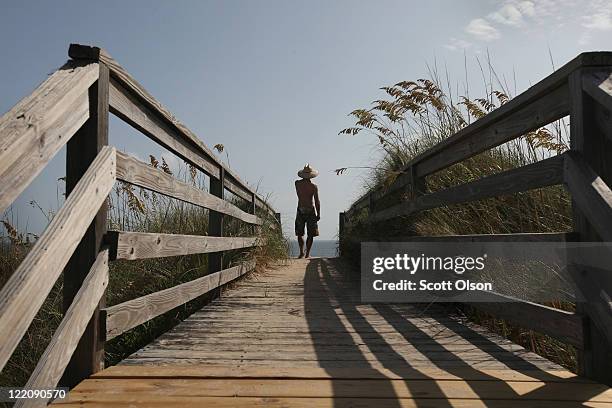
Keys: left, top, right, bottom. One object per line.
{"left": 339, "top": 51, "right": 612, "bottom": 385}
{"left": 0, "top": 43, "right": 280, "bottom": 401}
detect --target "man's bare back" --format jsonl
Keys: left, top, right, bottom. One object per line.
{"left": 295, "top": 179, "right": 319, "bottom": 211}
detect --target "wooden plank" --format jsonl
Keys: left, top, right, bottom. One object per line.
{"left": 129, "top": 349, "right": 552, "bottom": 364}
{"left": 94, "top": 365, "right": 587, "bottom": 382}
{"left": 108, "top": 77, "right": 220, "bottom": 178}
{"left": 468, "top": 291, "right": 584, "bottom": 348}
{"left": 16, "top": 250, "right": 109, "bottom": 408}
{"left": 119, "top": 357, "right": 562, "bottom": 370}
{"left": 401, "top": 52, "right": 612, "bottom": 180}
{"left": 106, "top": 231, "right": 257, "bottom": 260}
{"left": 255, "top": 195, "right": 277, "bottom": 218}
{"left": 564, "top": 152, "right": 612, "bottom": 242}
{"left": 115, "top": 151, "right": 261, "bottom": 224}
{"left": 371, "top": 154, "right": 565, "bottom": 222}
{"left": 224, "top": 176, "right": 252, "bottom": 202}
{"left": 104, "top": 261, "right": 255, "bottom": 340}
{"left": 347, "top": 54, "right": 612, "bottom": 214}
{"left": 348, "top": 232, "right": 575, "bottom": 243}
{"left": 65, "top": 377, "right": 612, "bottom": 402}
{"left": 53, "top": 395, "right": 612, "bottom": 408}
{"left": 582, "top": 69, "right": 612, "bottom": 116}
{"left": 70, "top": 44, "right": 263, "bottom": 208}
{"left": 416, "top": 84, "right": 568, "bottom": 178}
{"left": 0, "top": 146, "right": 116, "bottom": 372}
{"left": 0, "top": 61, "right": 98, "bottom": 213}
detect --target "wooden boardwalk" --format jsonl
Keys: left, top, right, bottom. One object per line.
{"left": 56, "top": 258, "right": 612, "bottom": 407}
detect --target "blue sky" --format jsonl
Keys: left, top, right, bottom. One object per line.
{"left": 2, "top": 0, "right": 612, "bottom": 240}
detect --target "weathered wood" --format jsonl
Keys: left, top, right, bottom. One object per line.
{"left": 255, "top": 195, "right": 277, "bottom": 219}
{"left": 582, "top": 69, "right": 612, "bottom": 116}
{"left": 400, "top": 52, "right": 612, "bottom": 180}
{"left": 106, "top": 231, "right": 258, "bottom": 260}
{"left": 468, "top": 291, "right": 584, "bottom": 348}
{"left": 94, "top": 365, "right": 587, "bottom": 382}
{"left": 568, "top": 68, "right": 612, "bottom": 385}
{"left": 224, "top": 176, "right": 252, "bottom": 202}
{"left": 348, "top": 232, "right": 575, "bottom": 243}
{"left": 70, "top": 44, "right": 262, "bottom": 207}
{"left": 0, "top": 146, "right": 115, "bottom": 372}
{"left": 61, "top": 63, "right": 110, "bottom": 388}
{"left": 209, "top": 168, "right": 225, "bottom": 273}
{"left": 108, "top": 77, "right": 220, "bottom": 178}
{"left": 370, "top": 154, "right": 565, "bottom": 222}
{"left": 115, "top": 151, "right": 261, "bottom": 224}
{"left": 104, "top": 261, "right": 255, "bottom": 340}
{"left": 62, "top": 376, "right": 612, "bottom": 401}
{"left": 564, "top": 153, "right": 612, "bottom": 242}
{"left": 348, "top": 54, "right": 612, "bottom": 215}
{"left": 413, "top": 85, "right": 570, "bottom": 178}
{"left": 0, "top": 61, "right": 98, "bottom": 213}
{"left": 58, "top": 258, "right": 612, "bottom": 407}
{"left": 17, "top": 250, "right": 109, "bottom": 408}
{"left": 54, "top": 395, "right": 612, "bottom": 408}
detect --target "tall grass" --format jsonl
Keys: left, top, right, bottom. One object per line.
{"left": 339, "top": 66, "right": 576, "bottom": 370}
{"left": 0, "top": 153, "right": 288, "bottom": 388}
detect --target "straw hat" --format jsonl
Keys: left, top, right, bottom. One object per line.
{"left": 297, "top": 163, "right": 319, "bottom": 179}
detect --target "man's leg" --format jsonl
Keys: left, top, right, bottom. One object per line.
{"left": 305, "top": 235, "right": 314, "bottom": 258}
{"left": 297, "top": 235, "right": 305, "bottom": 258}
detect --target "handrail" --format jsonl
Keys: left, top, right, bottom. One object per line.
{"left": 68, "top": 43, "right": 277, "bottom": 219}
{"left": 340, "top": 51, "right": 612, "bottom": 385}
{"left": 0, "top": 44, "right": 281, "bottom": 395}
{"left": 347, "top": 52, "right": 612, "bottom": 215}
{"left": 0, "top": 61, "right": 98, "bottom": 213}
{"left": 115, "top": 151, "right": 261, "bottom": 225}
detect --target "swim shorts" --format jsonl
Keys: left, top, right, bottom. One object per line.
{"left": 295, "top": 207, "right": 319, "bottom": 237}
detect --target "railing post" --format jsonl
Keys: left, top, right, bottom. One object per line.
{"left": 339, "top": 212, "right": 346, "bottom": 256}
{"left": 569, "top": 67, "right": 612, "bottom": 385}
{"left": 250, "top": 193, "right": 257, "bottom": 237}
{"left": 60, "top": 62, "right": 109, "bottom": 388}
{"left": 209, "top": 168, "right": 225, "bottom": 273}
{"left": 275, "top": 212, "right": 281, "bottom": 226}
{"left": 409, "top": 165, "right": 426, "bottom": 198}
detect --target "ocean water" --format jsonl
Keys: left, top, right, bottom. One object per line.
{"left": 288, "top": 239, "right": 338, "bottom": 258}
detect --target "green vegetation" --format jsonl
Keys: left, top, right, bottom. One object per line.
{"left": 338, "top": 68, "right": 576, "bottom": 370}
{"left": 0, "top": 154, "right": 288, "bottom": 388}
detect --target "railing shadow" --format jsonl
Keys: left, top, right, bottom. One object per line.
{"left": 304, "top": 258, "right": 451, "bottom": 407}
{"left": 304, "top": 257, "right": 603, "bottom": 406}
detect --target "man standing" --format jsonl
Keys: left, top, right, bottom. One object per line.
{"left": 295, "top": 164, "right": 320, "bottom": 258}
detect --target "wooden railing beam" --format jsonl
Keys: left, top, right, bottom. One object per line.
{"left": 370, "top": 154, "right": 565, "bottom": 223}
{"left": 0, "top": 62, "right": 98, "bottom": 213}
{"left": 104, "top": 261, "right": 255, "bottom": 340}
{"left": 106, "top": 231, "right": 258, "bottom": 260}
{"left": 115, "top": 151, "right": 260, "bottom": 225}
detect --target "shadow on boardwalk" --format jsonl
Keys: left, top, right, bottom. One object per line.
{"left": 303, "top": 257, "right": 603, "bottom": 407}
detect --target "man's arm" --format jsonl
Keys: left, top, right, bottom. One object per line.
{"left": 314, "top": 184, "right": 321, "bottom": 220}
